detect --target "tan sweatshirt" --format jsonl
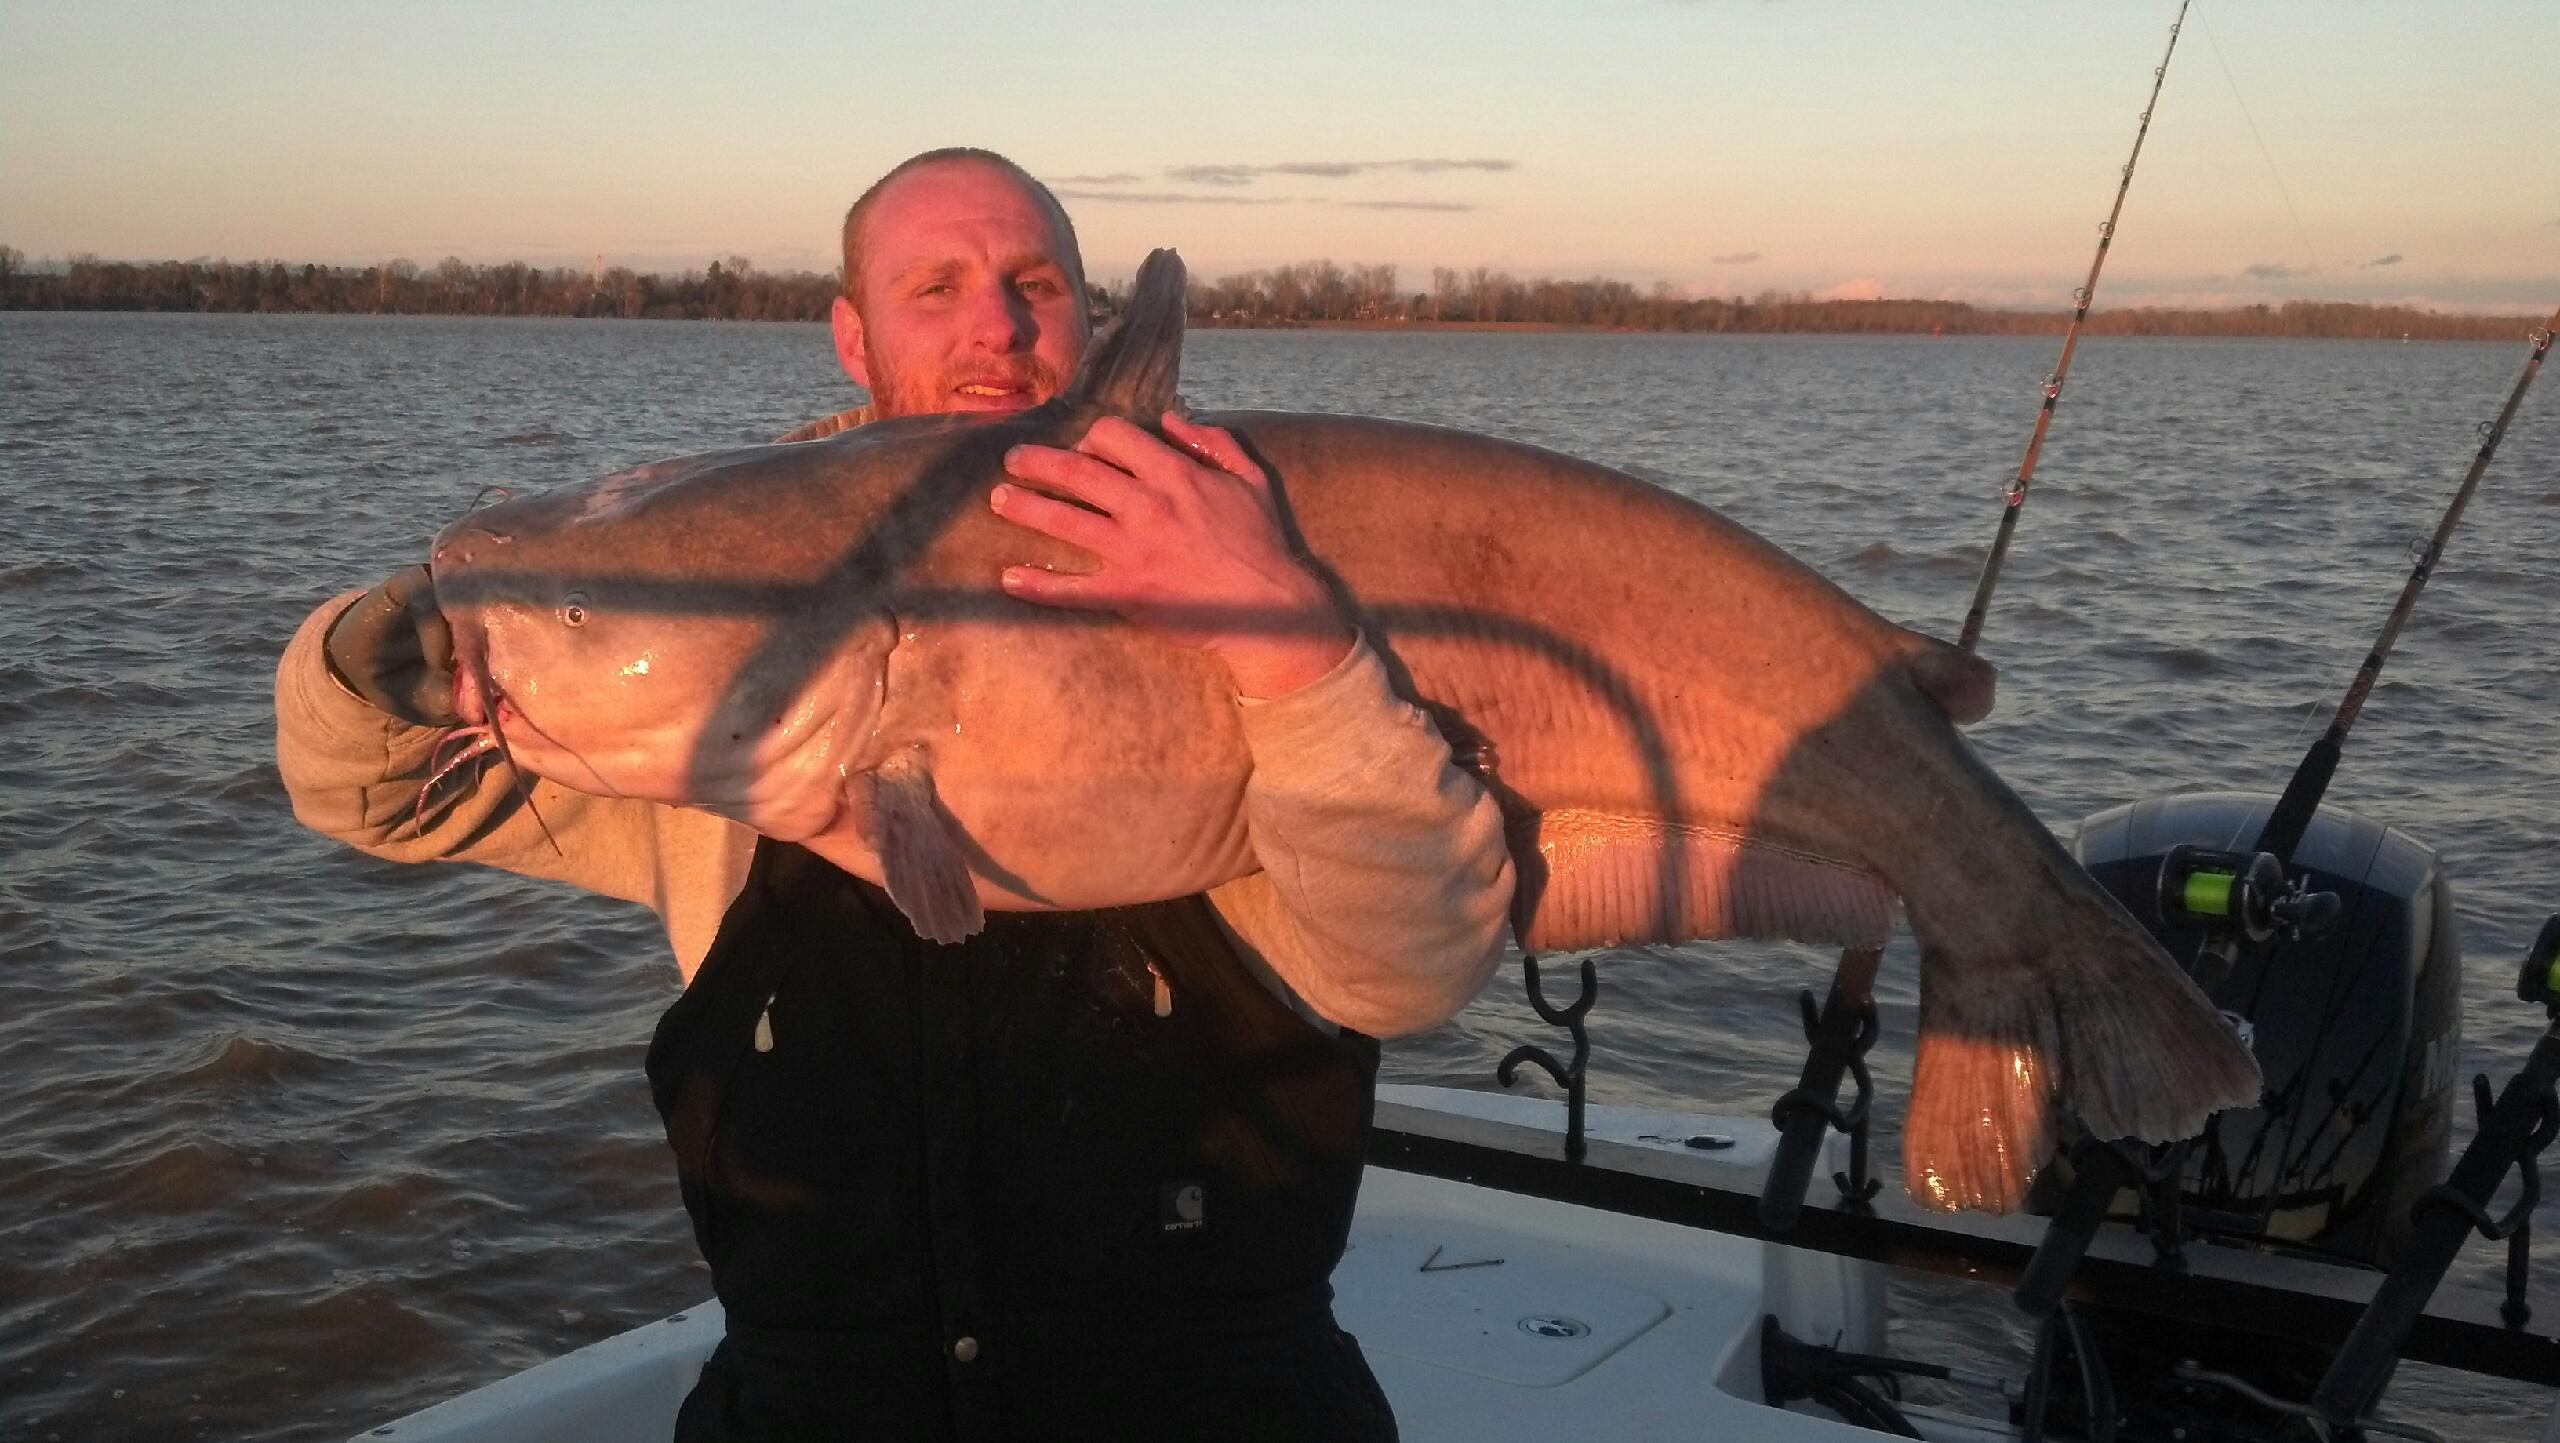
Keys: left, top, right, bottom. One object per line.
{"left": 274, "top": 587, "right": 1517, "bottom": 1038}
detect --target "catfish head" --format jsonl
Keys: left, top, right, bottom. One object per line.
{"left": 425, "top": 448, "right": 902, "bottom": 842}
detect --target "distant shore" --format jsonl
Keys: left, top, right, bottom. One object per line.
{"left": 1205, "top": 311, "right": 2544, "bottom": 341}
{"left": 0, "top": 250, "right": 2539, "bottom": 341}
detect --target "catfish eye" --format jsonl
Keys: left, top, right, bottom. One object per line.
{"left": 560, "top": 592, "right": 591, "bottom": 628}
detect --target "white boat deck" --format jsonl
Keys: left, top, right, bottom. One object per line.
{"left": 353, "top": 1087, "right": 2009, "bottom": 1441}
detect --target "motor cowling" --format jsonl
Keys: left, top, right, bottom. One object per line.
{"left": 2071, "top": 791, "right": 2461, "bottom": 1267}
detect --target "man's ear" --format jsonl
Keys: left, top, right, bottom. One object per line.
{"left": 830, "top": 295, "right": 871, "bottom": 390}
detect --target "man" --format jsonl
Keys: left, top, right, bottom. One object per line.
{"left": 277, "top": 147, "right": 1514, "bottom": 1440}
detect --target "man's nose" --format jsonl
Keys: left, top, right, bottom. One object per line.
{"left": 963, "top": 285, "right": 1035, "bottom": 352}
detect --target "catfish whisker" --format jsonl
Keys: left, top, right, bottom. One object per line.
{"left": 470, "top": 653, "right": 563, "bottom": 857}
{"left": 413, "top": 726, "right": 500, "bottom": 836}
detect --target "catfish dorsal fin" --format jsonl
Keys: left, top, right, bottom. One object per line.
{"left": 1895, "top": 627, "right": 1997, "bottom": 726}
{"left": 1065, "top": 247, "right": 1186, "bottom": 417}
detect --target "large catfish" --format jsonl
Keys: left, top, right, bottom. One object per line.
{"left": 427, "top": 250, "right": 2259, "bottom": 1213}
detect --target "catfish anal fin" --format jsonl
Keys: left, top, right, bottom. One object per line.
{"left": 1511, "top": 808, "right": 1893, "bottom": 953}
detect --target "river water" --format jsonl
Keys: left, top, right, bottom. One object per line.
{"left": 3, "top": 312, "right": 2554, "bottom": 1440}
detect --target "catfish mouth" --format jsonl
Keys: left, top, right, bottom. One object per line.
{"left": 445, "top": 627, "right": 543, "bottom": 742}
{"left": 441, "top": 608, "right": 499, "bottom": 730}
{"left": 410, "top": 610, "right": 572, "bottom": 854}
{"left": 450, "top": 655, "right": 491, "bottom": 728}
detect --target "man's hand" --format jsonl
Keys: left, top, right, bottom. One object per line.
{"left": 324, "top": 563, "right": 460, "bottom": 727}
{"left": 993, "top": 413, "right": 1353, "bottom": 700}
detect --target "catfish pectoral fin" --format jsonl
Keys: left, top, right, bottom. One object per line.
{"left": 864, "top": 752, "right": 985, "bottom": 945}
{"left": 1509, "top": 809, "right": 1895, "bottom": 953}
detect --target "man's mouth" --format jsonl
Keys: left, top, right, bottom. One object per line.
{"left": 952, "top": 379, "right": 1038, "bottom": 410}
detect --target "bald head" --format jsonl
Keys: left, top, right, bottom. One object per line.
{"left": 840, "top": 148, "right": 1084, "bottom": 312}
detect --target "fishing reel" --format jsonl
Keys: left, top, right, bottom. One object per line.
{"left": 2156, "top": 845, "right": 2343, "bottom": 988}
{"left": 2513, "top": 913, "right": 2560, "bottom": 1013}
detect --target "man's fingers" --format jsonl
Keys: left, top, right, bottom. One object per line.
{"left": 1160, "top": 412, "right": 1259, "bottom": 482}
{"left": 413, "top": 603, "right": 455, "bottom": 679}
{"left": 382, "top": 564, "right": 456, "bottom": 677}
{"left": 999, "top": 565, "right": 1121, "bottom": 610}
{"left": 988, "top": 483, "right": 1116, "bottom": 555}
{"left": 1003, "top": 442, "right": 1146, "bottom": 516}
{"left": 1072, "top": 414, "right": 1214, "bottom": 490}
{"left": 325, "top": 564, "right": 461, "bottom": 727}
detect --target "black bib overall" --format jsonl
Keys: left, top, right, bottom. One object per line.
{"left": 646, "top": 840, "right": 1398, "bottom": 1441}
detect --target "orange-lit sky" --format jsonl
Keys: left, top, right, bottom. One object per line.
{"left": 5, "top": 1, "right": 2553, "bottom": 311}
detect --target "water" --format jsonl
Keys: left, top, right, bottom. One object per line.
{"left": 3, "top": 312, "right": 2553, "bottom": 1440}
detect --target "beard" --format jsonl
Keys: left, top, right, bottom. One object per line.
{"left": 862, "top": 343, "right": 1068, "bottom": 419}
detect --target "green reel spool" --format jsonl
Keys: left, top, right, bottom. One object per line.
{"left": 2513, "top": 914, "right": 2560, "bottom": 1009}
{"left": 2158, "top": 846, "right": 2289, "bottom": 943}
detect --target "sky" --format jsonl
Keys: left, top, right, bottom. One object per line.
{"left": 3, "top": 1, "right": 2554, "bottom": 312}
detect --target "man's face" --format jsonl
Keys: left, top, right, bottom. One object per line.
{"left": 835, "top": 161, "right": 1089, "bottom": 419}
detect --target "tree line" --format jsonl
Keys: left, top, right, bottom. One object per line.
{"left": 1, "top": 246, "right": 2535, "bottom": 341}
{"left": 1169, "top": 260, "right": 2541, "bottom": 340}
{"left": 0, "top": 248, "right": 838, "bottom": 321}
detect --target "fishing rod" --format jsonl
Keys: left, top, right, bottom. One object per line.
{"left": 1957, "top": 0, "right": 2190, "bottom": 653}
{"left": 1759, "top": 2, "right": 2193, "bottom": 1231}
{"left": 2248, "top": 307, "right": 2559, "bottom": 866}
{"left": 2129, "top": 306, "right": 2560, "bottom": 984}
{"left": 2015, "top": 308, "right": 2560, "bottom": 1321}
{"left": 2307, "top": 913, "right": 2560, "bottom": 1434}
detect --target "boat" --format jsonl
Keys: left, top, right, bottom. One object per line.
{"left": 351, "top": 1085, "right": 1942, "bottom": 1442}
{"left": 353, "top": 948, "right": 2560, "bottom": 1441}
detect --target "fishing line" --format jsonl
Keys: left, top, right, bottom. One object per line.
{"left": 2221, "top": 695, "right": 2326, "bottom": 853}
{"left": 2193, "top": 5, "right": 2329, "bottom": 279}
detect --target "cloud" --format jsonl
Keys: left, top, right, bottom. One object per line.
{"left": 2242, "top": 262, "right": 2309, "bottom": 280}
{"left": 1711, "top": 251, "right": 1760, "bottom": 265}
{"left": 1329, "top": 158, "right": 1513, "bottom": 175}
{"left": 1165, "top": 158, "right": 1515, "bottom": 186}
{"left": 1816, "top": 276, "right": 1885, "bottom": 301}
{"left": 1166, "top": 164, "right": 1262, "bottom": 186}
{"left": 1330, "top": 199, "right": 1477, "bottom": 212}
{"left": 2360, "top": 253, "right": 2404, "bottom": 269}
{"left": 1052, "top": 188, "right": 1290, "bottom": 206}
{"left": 1046, "top": 172, "right": 1142, "bottom": 185}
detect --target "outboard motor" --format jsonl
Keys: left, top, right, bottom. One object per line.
{"left": 1990, "top": 794, "right": 2469, "bottom": 1441}
{"left": 2072, "top": 790, "right": 2462, "bottom": 1266}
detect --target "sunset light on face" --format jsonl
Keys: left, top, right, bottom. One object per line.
{"left": 3, "top": 2, "right": 2552, "bottom": 312}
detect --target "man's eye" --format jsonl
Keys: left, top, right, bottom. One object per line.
{"left": 1017, "top": 278, "right": 1059, "bottom": 297}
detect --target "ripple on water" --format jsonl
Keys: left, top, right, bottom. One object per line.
{"left": 0, "top": 559, "right": 86, "bottom": 589}
{"left": 2107, "top": 641, "right": 2228, "bottom": 678}
{"left": 167, "top": 1031, "right": 344, "bottom": 1092}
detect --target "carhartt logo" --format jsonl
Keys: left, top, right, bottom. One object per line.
{"left": 1161, "top": 1181, "right": 1205, "bottom": 1233}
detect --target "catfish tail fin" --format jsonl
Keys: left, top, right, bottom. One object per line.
{"left": 1903, "top": 891, "right": 2261, "bottom": 1213}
